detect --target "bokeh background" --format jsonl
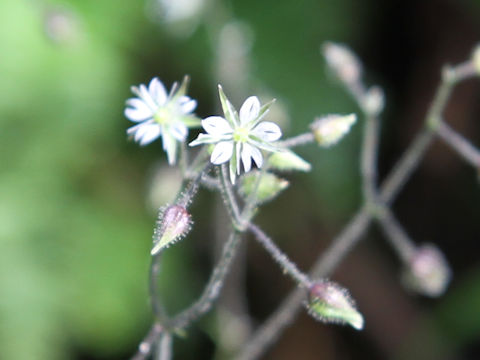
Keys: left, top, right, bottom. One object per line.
{"left": 1, "top": 0, "right": 480, "bottom": 359}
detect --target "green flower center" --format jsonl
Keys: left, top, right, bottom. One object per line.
{"left": 233, "top": 127, "right": 249, "bottom": 143}
{"left": 154, "top": 107, "right": 172, "bottom": 125}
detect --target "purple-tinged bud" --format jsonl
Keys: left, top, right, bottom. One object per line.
{"left": 306, "top": 280, "right": 364, "bottom": 330}
{"left": 323, "top": 42, "right": 362, "bottom": 85}
{"left": 402, "top": 244, "right": 451, "bottom": 297}
{"left": 151, "top": 205, "right": 192, "bottom": 255}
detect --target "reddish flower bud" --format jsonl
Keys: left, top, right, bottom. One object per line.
{"left": 151, "top": 205, "right": 192, "bottom": 255}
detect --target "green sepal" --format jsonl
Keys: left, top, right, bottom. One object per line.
{"left": 308, "top": 299, "right": 364, "bottom": 330}
{"left": 268, "top": 150, "right": 311, "bottom": 172}
{"left": 239, "top": 171, "right": 289, "bottom": 204}
{"left": 181, "top": 115, "right": 201, "bottom": 127}
{"left": 218, "top": 85, "right": 239, "bottom": 127}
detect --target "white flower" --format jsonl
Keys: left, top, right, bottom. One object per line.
{"left": 189, "top": 85, "right": 282, "bottom": 183}
{"left": 125, "top": 76, "right": 200, "bottom": 165}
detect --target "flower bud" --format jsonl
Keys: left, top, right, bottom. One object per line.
{"left": 310, "top": 114, "right": 357, "bottom": 147}
{"left": 268, "top": 149, "right": 311, "bottom": 172}
{"left": 239, "top": 171, "right": 289, "bottom": 204}
{"left": 472, "top": 45, "right": 480, "bottom": 75}
{"left": 363, "top": 86, "right": 385, "bottom": 116}
{"left": 323, "top": 42, "right": 362, "bottom": 84}
{"left": 307, "top": 280, "right": 364, "bottom": 330}
{"left": 151, "top": 205, "right": 192, "bottom": 255}
{"left": 402, "top": 244, "right": 451, "bottom": 297}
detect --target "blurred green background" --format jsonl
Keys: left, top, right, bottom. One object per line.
{"left": 1, "top": 0, "right": 480, "bottom": 359}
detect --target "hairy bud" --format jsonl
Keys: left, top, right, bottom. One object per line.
{"left": 323, "top": 42, "right": 362, "bottom": 84}
{"left": 472, "top": 45, "right": 480, "bottom": 74}
{"left": 268, "top": 150, "right": 311, "bottom": 172}
{"left": 310, "top": 114, "right": 357, "bottom": 147}
{"left": 151, "top": 205, "right": 192, "bottom": 255}
{"left": 403, "top": 244, "right": 451, "bottom": 297}
{"left": 306, "top": 280, "right": 364, "bottom": 330}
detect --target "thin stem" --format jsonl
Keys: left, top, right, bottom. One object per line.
{"left": 240, "top": 165, "right": 268, "bottom": 224}
{"left": 149, "top": 254, "right": 169, "bottom": 323}
{"left": 170, "top": 232, "right": 243, "bottom": 330}
{"left": 219, "top": 164, "right": 243, "bottom": 228}
{"left": 376, "top": 207, "right": 416, "bottom": 262}
{"left": 155, "top": 332, "right": 173, "bottom": 360}
{"left": 380, "top": 65, "right": 462, "bottom": 205}
{"left": 436, "top": 121, "right": 480, "bottom": 168}
{"left": 131, "top": 323, "right": 164, "bottom": 360}
{"left": 361, "top": 113, "right": 380, "bottom": 203}
{"left": 379, "top": 127, "right": 434, "bottom": 205}
{"left": 248, "top": 223, "right": 311, "bottom": 288}
{"left": 177, "top": 164, "right": 211, "bottom": 208}
{"left": 179, "top": 142, "right": 188, "bottom": 176}
{"left": 235, "top": 208, "right": 371, "bottom": 360}
{"left": 278, "top": 133, "right": 315, "bottom": 148}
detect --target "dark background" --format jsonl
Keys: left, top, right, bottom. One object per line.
{"left": 1, "top": 0, "right": 479, "bottom": 359}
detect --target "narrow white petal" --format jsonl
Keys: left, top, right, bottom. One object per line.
{"left": 139, "top": 84, "right": 158, "bottom": 111}
{"left": 134, "top": 123, "right": 150, "bottom": 141}
{"left": 236, "top": 142, "right": 241, "bottom": 175}
{"left": 210, "top": 141, "right": 234, "bottom": 165}
{"left": 244, "top": 143, "right": 263, "bottom": 169}
{"left": 170, "top": 122, "right": 188, "bottom": 141}
{"left": 202, "top": 116, "right": 233, "bottom": 136}
{"left": 149, "top": 77, "right": 167, "bottom": 105}
{"left": 241, "top": 143, "right": 252, "bottom": 172}
{"left": 252, "top": 121, "right": 282, "bottom": 142}
{"left": 125, "top": 98, "right": 154, "bottom": 121}
{"left": 178, "top": 96, "right": 197, "bottom": 114}
{"left": 239, "top": 96, "right": 260, "bottom": 125}
{"left": 127, "top": 123, "right": 143, "bottom": 136}
{"left": 138, "top": 124, "right": 162, "bottom": 145}
{"left": 189, "top": 134, "right": 219, "bottom": 146}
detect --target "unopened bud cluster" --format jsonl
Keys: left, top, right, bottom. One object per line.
{"left": 310, "top": 114, "right": 357, "bottom": 147}
{"left": 151, "top": 204, "right": 192, "bottom": 255}
{"left": 306, "top": 280, "right": 364, "bottom": 330}
{"left": 402, "top": 244, "right": 451, "bottom": 297}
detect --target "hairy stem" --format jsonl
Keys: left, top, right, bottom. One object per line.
{"left": 376, "top": 206, "right": 416, "bottom": 262}
{"left": 149, "top": 254, "right": 169, "bottom": 324}
{"left": 235, "top": 209, "right": 371, "bottom": 360}
{"left": 248, "top": 223, "right": 311, "bottom": 287}
{"left": 131, "top": 323, "right": 164, "bottom": 360}
{"left": 278, "top": 133, "right": 315, "bottom": 148}
{"left": 361, "top": 113, "right": 380, "bottom": 203}
{"left": 155, "top": 332, "right": 173, "bottom": 360}
{"left": 170, "top": 232, "right": 243, "bottom": 330}
{"left": 436, "top": 121, "right": 480, "bottom": 168}
{"left": 219, "top": 164, "right": 243, "bottom": 228}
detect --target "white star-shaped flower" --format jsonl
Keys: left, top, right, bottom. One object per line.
{"left": 125, "top": 76, "right": 200, "bottom": 164}
{"left": 190, "top": 85, "right": 282, "bottom": 183}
